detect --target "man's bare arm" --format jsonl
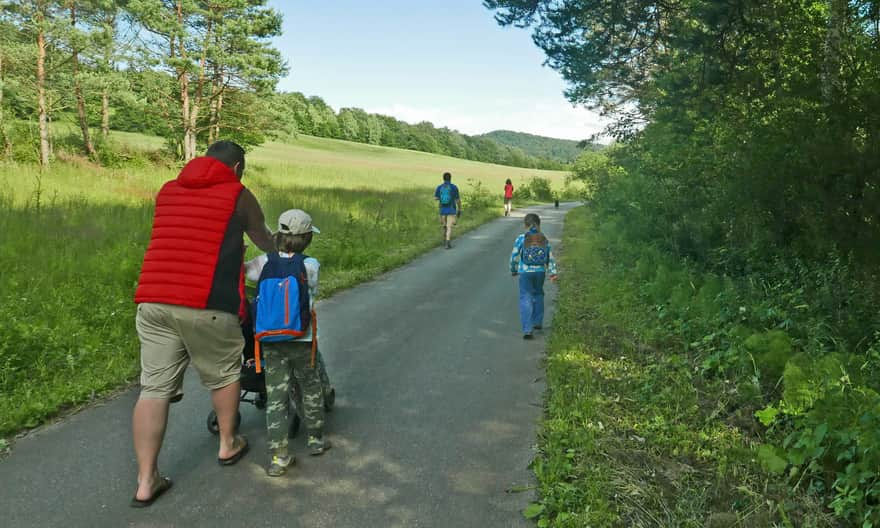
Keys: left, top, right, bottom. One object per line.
{"left": 239, "top": 188, "right": 275, "bottom": 252}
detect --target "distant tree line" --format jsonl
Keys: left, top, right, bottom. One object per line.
{"left": 0, "top": 1, "right": 566, "bottom": 170}
{"left": 263, "top": 92, "right": 568, "bottom": 170}
{"left": 477, "top": 130, "right": 593, "bottom": 163}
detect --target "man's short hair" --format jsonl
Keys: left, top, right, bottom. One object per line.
{"left": 206, "top": 141, "right": 245, "bottom": 170}
{"left": 442, "top": 172, "right": 452, "bottom": 181}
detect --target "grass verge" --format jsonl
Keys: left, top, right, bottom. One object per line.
{"left": 529, "top": 206, "right": 835, "bottom": 527}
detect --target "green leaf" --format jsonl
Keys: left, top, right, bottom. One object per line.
{"left": 757, "top": 445, "right": 788, "bottom": 475}
{"left": 523, "top": 503, "right": 546, "bottom": 520}
{"left": 755, "top": 405, "right": 779, "bottom": 427}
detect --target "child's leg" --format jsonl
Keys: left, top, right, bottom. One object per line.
{"left": 263, "top": 344, "right": 292, "bottom": 458}
{"left": 531, "top": 273, "right": 546, "bottom": 328}
{"left": 289, "top": 343, "right": 327, "bottom": 451}
{"left": 518, "top": 273, "right": 535, "bottom": 334}
{"left": 316, "top": 348, "right": 331, "bottom": 390}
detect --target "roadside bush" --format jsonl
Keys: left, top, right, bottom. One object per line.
{"left": 516, "top": 176, "right": 554, "bottom": 202}
{"left": 461, "top": 177, "right": 495, "bottom": 211}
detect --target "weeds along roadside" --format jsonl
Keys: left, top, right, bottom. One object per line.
{"left": 527, "top": 206, "right": 839, "bottom": 527}
{"left": 0, "top": 168, "right": 503, "bottom": 443}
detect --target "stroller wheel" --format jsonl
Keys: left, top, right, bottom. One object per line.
{"left": 255, "top": 391, "right": 268, "bottom": 410}
{"left": 206, "top": 410, "right": 241, "bottom": 435}
{"left": 288, "top": 413, "right": 301, "bottom": 438}
{"left": 324, "top": 388, "right": 336, "bottom": 412}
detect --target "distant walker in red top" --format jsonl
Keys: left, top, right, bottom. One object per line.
{"left": 503, "top": 178, "right": 514, "bottom": 216}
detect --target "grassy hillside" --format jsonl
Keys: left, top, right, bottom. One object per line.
{"left": 2, "top": 133, "right": 567, "bottom": 205}
{"left": 0, "top": 132, "right": 567, "bottom": 440}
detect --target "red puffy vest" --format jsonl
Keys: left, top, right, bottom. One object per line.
{"left": 134, "top": 157, "right": 245, "bottom": 314}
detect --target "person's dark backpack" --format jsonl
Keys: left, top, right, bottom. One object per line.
{"left": 253, "top": 253, "right": 312, "bottom": 372}
{"left": 521, "top": 232, "right": 549, "bottom": 266}
{"left": 438, "top": 183, "right": 454, "bottom": 207}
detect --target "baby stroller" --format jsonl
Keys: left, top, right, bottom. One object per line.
{"left": 206, "top": 298, "right": 335, "bottom": 438}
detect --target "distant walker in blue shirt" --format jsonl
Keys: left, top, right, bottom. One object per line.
{"left": 510, "top": 213, "right": 558, "bottom": 339}
{"left": 434, "top": 172, "right": 461, "bottom": 249}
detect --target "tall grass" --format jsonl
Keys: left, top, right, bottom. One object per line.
{"left": 529, "top": 206, "right": 839, "bottom": 526}
{"left": 0, "top": 132, "right": 565, "bottom": 437}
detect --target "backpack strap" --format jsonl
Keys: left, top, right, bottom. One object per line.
{"left": 310, "top": 309, "right": 318, "bottom": 369}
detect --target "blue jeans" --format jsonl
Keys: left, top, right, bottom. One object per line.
{"left": 518, "top": 272, "right": 545, "bottom": 333}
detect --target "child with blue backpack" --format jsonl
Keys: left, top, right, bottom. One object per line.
{"left": 244, "top": 209, "right": 331, "bottom": 477}
{"left": 510, "top": 213, "right": 558, "bottom": 339}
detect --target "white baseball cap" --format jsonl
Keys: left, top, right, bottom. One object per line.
{"left": 277, "top": 209, "right": 320, "bottom": 235}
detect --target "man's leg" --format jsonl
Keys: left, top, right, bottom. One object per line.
{"left": 213, "top": 380, "right": 243, "bottom": 459}
{"left": 185, "top": 307, "right": 247, "bottom": 460}
{"left": 132, "top": 398, "right": 170, "bottom": 501}
{"left": 133, "top": 303, "right": 187, "bottom": 500}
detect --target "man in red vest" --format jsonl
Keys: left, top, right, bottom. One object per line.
{"left": 130, "top": 141, "right": 275, "bottom": 507}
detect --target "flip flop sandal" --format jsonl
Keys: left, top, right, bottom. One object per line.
{"left": 218, "top": 435, "right": 249, "bottom": 466}
{"left": 130, "top": 476, "right": 173, "bottom": 508}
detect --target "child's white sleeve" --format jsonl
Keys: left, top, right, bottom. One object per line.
{"left": 244, "top": 254, "right": 268, "bottom": 282}
{"left": 304, "top": 258, "right": 320, "bottom": 299}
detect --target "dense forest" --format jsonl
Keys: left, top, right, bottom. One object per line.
{"left": 477, "top": 129, "right": 588, "bottom": 163}
{"left": 486, "top": 0, "right": 880, "bottom": 524}
{"left": 0, "top": 1, "right": 565, "bottom": 170}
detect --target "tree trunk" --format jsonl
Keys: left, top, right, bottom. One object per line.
{"left": 208, "top": 97, "right": 217, "bottom": 144}
{"left": 213, "top": 88, "right": 223, "bottom": 141}
{"left": 101, "top": 90, "right": 109, "bottom": 138}
{"left": 822, "top": 0, "right": 847, "bottom": 106}
{"left": 37, "top": 28, "right": 50, "bottom": 168}
{"left": 71, "top": 3, "right": 96, "bottom": 157}
{"left": 187, "top": 16, "right": 211, "bottom": 158}
{"left": 100, "top": 9, "right": 116, "bottom": 139}
{"left": 175, "top": 0, "right": 196, "bottom": 160}
{"left": 180, "top": 73, "right": 194, "bottom": 159}
{"left": 208, "top": 64, "right": 220, "bottom": 144}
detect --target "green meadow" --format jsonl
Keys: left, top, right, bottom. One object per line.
{"left": 0, "top": 133, "right": 567, "bottom": 439}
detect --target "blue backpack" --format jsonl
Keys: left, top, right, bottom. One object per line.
{"left": 253, "top": 253, "right": 312, "bottom": 371}
{"left": 438, "top": 183, "right": 454, "bottom": 207}
{"left": 521, "top": 232, "right": 549, "bottom": 266}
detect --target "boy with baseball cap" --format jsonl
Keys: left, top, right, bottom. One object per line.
{"left": 244, "top": 209, "right": 333, "bottom": 476}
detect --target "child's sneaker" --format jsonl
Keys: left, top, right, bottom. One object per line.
{"left": 266, "top": 454, "right": 294, "bottom": 477}
{"left": 308, "top": 433, "right": 332, "bottom": 456}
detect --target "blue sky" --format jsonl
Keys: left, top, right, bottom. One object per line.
{"left": 268, "top": 0, "right": 607, "bottom": 141}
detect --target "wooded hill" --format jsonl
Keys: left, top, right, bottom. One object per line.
{"left": 477, "top": 129, "right": 591, "bottom": 163}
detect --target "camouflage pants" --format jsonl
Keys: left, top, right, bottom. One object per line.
{"left": 262, "top": 341, "right": 326, "bottom": 455}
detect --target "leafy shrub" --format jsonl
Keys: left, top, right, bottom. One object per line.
{"left": 461, "top": 177, "right": 495, "bottom": 211}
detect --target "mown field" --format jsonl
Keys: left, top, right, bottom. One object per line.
{"left": 0, "top": 132, "right": 568, "bottom": 441}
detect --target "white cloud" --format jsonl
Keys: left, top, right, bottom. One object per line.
{"left": 366, "top": 99, "right": 610, "bottom": 142}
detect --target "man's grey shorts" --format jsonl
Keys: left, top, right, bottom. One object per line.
{"left": 135, "top": 303, "right": 243, "bottom": 399}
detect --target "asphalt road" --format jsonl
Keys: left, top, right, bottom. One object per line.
{"left": 0, "top": 203, "right": 576, "bottom": 528}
